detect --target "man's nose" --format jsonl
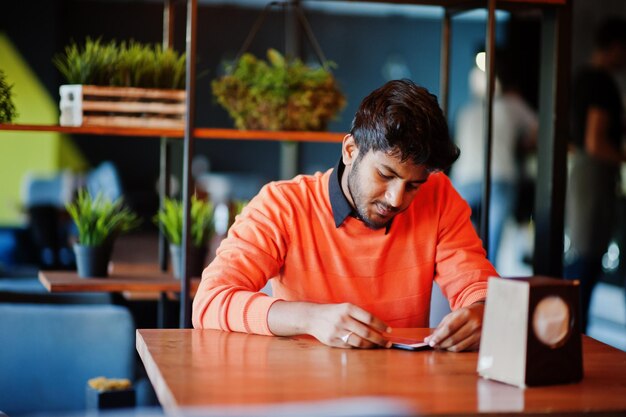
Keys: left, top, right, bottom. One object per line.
{"left": 385, "top": 184, "right": 404, "bottom": 208}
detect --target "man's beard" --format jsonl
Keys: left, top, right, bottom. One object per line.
{"left": 346, "top": 161, "right": 387, "bottom": 230}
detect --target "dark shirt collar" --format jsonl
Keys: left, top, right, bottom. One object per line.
{"left": 329, "top": 158, "right": 353, "bottom": 228}
{"left": 328, "top": 158, "right": 392, "bottom": 234}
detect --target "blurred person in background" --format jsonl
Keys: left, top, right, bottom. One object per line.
{"left": 564, "top": 18, "right": 626, "bottom": 333}
{"left": 450, "top": 52, "right": 538, "bottom": 268}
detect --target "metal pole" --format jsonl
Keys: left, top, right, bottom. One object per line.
{"left": 480, "top": 0, "right": 496, "bottom": 257}
{"left": 439, "top": 10, "right": 451, "bottom": 118}
{"left": 280, "top": 0, "right": 302, "bottom": 180}
{"left": 158, "top": 139, "right": 171, "bottom": 273}
{"left": 158, "top": 0, "right": 175, "bottom": 329}
{"left": 159, "top": 0, "right": 174, "bottom": 272}
{"left": 163, "top": 0, "right": 175, "bottom": 48}
{"left": 534, "top": 3, "right": 570, "bottom": 277}
{"left": 180, "top": 0, "right": 198, "bottom": 329}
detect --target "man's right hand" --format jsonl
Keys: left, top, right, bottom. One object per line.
{"left": 268, "top": 301, "right": 392, "bottom": 349}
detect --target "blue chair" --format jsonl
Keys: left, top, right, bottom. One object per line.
{"left": 0, "top": 303, "right": 135, "bottom": 416}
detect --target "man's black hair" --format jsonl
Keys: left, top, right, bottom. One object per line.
{"left": 349, "top": 79, "right": 459, "bottom": 172}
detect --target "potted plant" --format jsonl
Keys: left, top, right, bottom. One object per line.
{"left": 53, "top": 38, "right": 187, "bottom": 128}
{"left": 0, "top": 69, "right": 18, "bottom": 123}
{"left": 154, "top": 196, "right": 214, "bottom": 279}
{"left": 211, "top": 48, "right": 346, "bottom": 131}
{"left": 53, "top": 38, "right": 186, "bottom": 89}
{"left": 66, "top": 189, "right": 141, "bottom": 277}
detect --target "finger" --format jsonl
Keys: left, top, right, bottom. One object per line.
{"left": 337, "top": 331, "right": 354, "bottom": 348}
{"left": 347, "top": 304, "right": 391, "bottom": 334}
{"left": 436, "top": 306, "right": 483, "bottom": 351}
{"left": 346, "top": 320, "right": 391, "bottom": 348}
{"left": 425, "top": 311, "right": 465, "bottom": 347}
{"left": 342, "top": 330, "right": 380, "bottom": 349}
{"left": 438, "top": 319, "right": 480, "bottom": 350}
{"left": 444, "top": 328, "right": 481, "bottom": 352}
{"left": 345, "top": 306, "right": 392, "bottom": 348}
{"left": 436, "top": 315, "right": 474, "bottom": 349}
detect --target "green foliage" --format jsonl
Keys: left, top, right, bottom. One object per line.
{"left": 66, "top": 189, "right": 141, "bottom": 247}
{"left": 53, "top": 38, "right": 186, "bottom": 89}
{"left": 229, "top": 199, "right": 248, "bottom": 229}
{"left": 154, "top": 196, "right": 215, "bottom": 247}
{"left": 211, "top": 49, "right": 346, "bottom": 131}
{"left": 0, "top": 69, "right": 18, "bottom": 123}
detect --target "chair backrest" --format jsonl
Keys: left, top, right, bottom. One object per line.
{"left": 0, "top": 303, "right": 135, "bottom": 415}
{"left": 86, "top": 161, "right": 123, "bottom": 202}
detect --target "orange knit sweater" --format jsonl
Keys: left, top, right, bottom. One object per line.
{"left": 192, "top": 168, "right": 497, "bottom": 335}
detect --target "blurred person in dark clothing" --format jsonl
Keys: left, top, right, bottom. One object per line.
{"left": 564, "top": 18, "right": 626, "bottom": 333}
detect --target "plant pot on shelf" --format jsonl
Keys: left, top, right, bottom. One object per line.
{"left": 54, "top": 38, "right": 187, "bottom": 129}
{"left": 66, "top": 189, "right": 141, "bottom": 278}
{"left": 154, "top": 196, "right": 215, "bottom": 279}
{"left": 59, "top": 85, "right": 186, "bottom": 129}
{"left": 169, "top": 244, "right": 207, "bottom": 279}
{"left": 73, "top": 243, "right": 113, "bottom": 278}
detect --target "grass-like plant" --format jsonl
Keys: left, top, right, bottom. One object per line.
{"left": 154, "top": 196, "right": 215, "bottom": 248}
{"left": 53, "top": 37, "right": 186, "bottom": 89}
{"left": 0, "top": 69, "right": 18, "bottom": 123}
{"left": 229, "top": 199, "right": 248, "bottom": 229}
{"left": 212, "top": 48, "right": 346, "bottom": 131}
{"left": 66, "top": 189, "right": 141, "bottom": 247}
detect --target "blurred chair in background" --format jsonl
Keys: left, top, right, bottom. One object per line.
{"left": 0, "top": 303, "right": 136, "bottom": 415}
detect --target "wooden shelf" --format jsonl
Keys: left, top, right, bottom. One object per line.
{"left": 39, "top": 268, "right": 201, "bottom": 293}
{"left": 349, "top": 0, "right": 566, "bottom": 7}
{"left": 195, "top": 128, "right": 344, "bottom": 143}
{"left": 0, "top": 123, "right": 344, "bottom": 143}
{"left": 0, "top": 123, "right": 181, "bottom": 138}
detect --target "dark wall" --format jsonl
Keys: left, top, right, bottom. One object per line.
{"left": 1, "top": 1, "right": 527, "bottom": 211}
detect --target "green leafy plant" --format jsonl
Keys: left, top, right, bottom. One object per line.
{"left": 0, "top": 69, "right": 18, "bottom": 123}
{"left": 229, "top": 199, "right": 248, "bottom": 229}
{"left": 53, "top": 38, "right": 186, "bottom": 89}
{"left": 211, "top": 49, "right": 346, "bottom": 131}
{"left": 154, "top": 196, "right": 215, "bottom": 248}
{"left": 66, "top": 189, "right": 141, "bottom": 247}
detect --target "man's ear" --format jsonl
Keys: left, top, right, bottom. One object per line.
{"left": 342, "top": 134, "right": 359, "bottom": 166}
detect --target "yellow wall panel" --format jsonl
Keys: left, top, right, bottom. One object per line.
{"left": 0, "top": 33, "right": 87, "bottom": 225}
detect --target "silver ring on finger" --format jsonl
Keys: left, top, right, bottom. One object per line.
{"left": 341, "top": 331, "right": 353, "bottom": 344}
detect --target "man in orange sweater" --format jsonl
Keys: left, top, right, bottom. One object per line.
{"left": 193, "top": 79, "right": 498, "bottom": 352}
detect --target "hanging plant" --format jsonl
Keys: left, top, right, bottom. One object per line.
{"left": 211, "top": 49, "right": 346, "bottom": 131}
{"left": 0, "top": 69, "right": 18, "bottom": 123}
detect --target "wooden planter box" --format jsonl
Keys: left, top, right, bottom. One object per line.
{"left": 59, "top": 85, "right": 186, "bottom": 129}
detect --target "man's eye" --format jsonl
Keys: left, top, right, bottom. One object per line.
{"left": 406, "top": 184, "right": 419, "bottom": 192}
{"left": 378, "top": 171, "right": 392, "bottom": 180}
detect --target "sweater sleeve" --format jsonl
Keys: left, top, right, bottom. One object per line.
{"left": 192, "top": 182, "right": 291, "bottom": 335}
{"left": 433, "top": 175, "right": 499, "bottom": 310}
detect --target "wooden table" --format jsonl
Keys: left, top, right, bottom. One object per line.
{"left": 137, "top": 328, "right": 626, "bottom": 416}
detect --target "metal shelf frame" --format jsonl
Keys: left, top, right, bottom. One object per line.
{"left": 0, "top": 0, "right": 570, "bottom": 327}
{"left": 176, "top": 0, "right": 572, "bottom": 325}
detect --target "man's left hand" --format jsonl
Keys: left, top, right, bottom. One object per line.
{"left": 423, "top": 302, "right": 484, "bottom": 352}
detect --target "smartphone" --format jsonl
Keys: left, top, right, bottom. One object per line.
{"left": 388, "top": 336, "right": 433, "bottom": 351}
